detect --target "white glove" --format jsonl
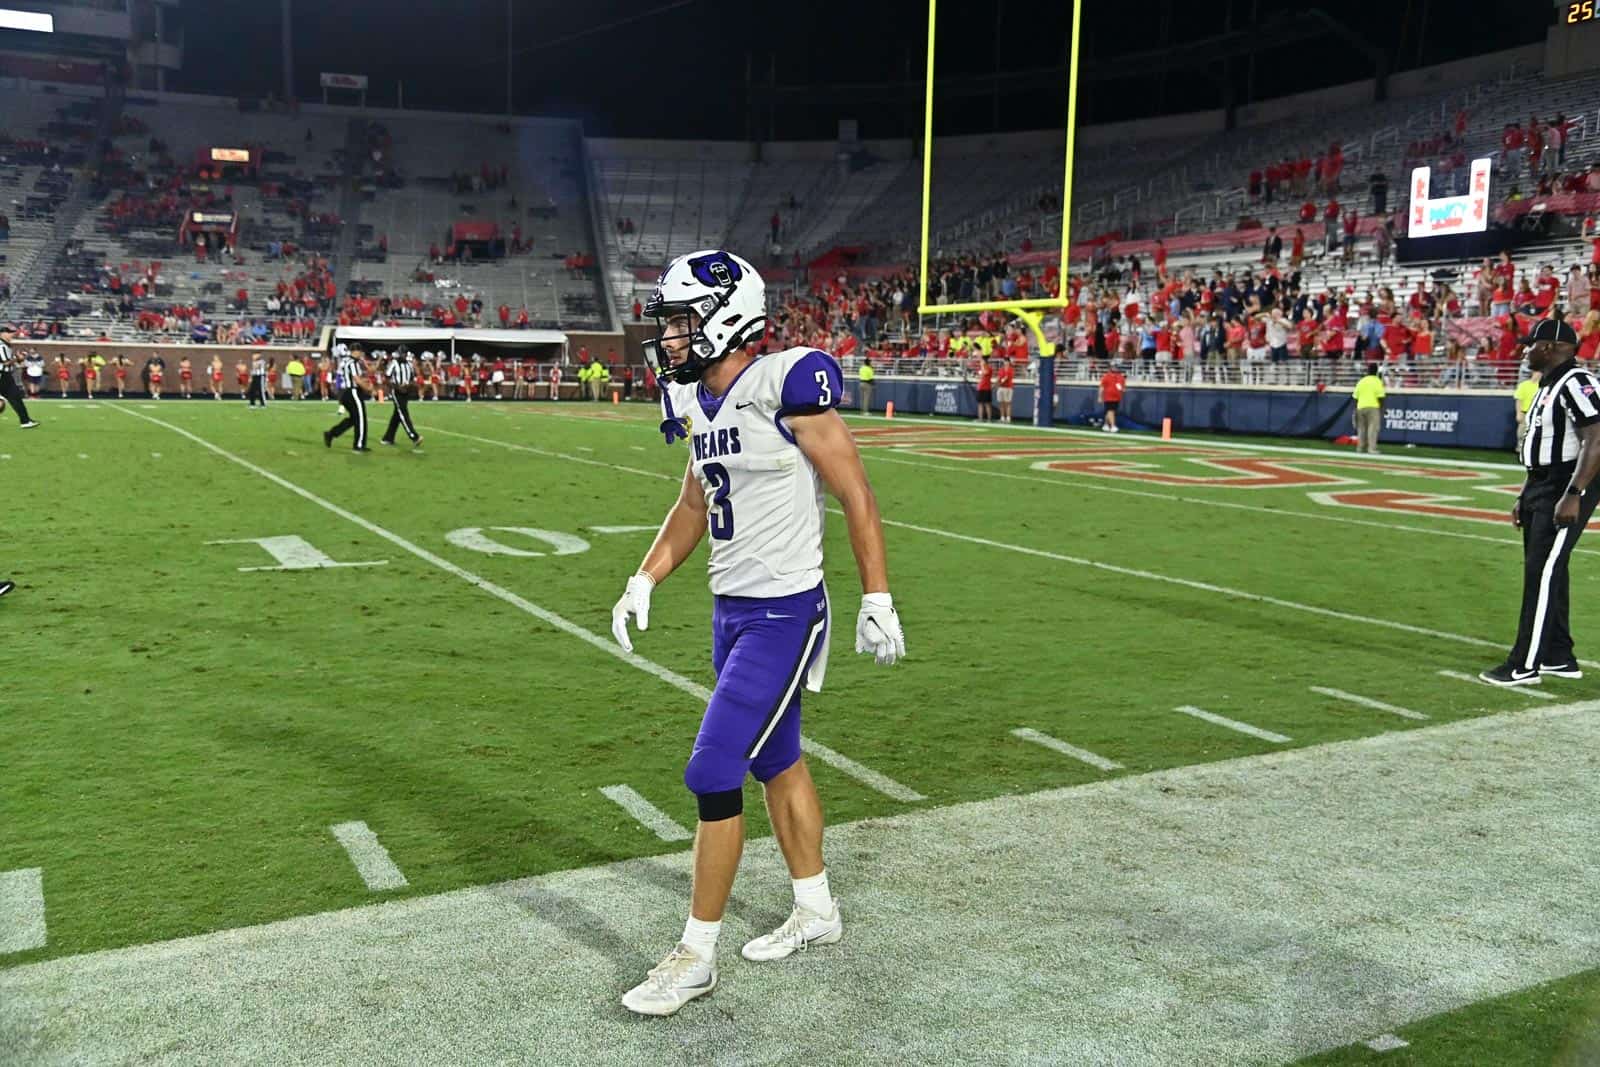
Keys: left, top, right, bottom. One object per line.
{"left": 855, "top": 592, "right": 906, "bottom": 666}
{"left": 611, "top": 573, "right": 655, "bottom": 652}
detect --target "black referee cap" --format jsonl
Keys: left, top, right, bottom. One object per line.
{"left": 1519, "top": 317, "right": 1579, "bottom": 345}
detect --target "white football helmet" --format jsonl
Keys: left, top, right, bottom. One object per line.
{"left": 642, "top": 250, "right": 766, "bottom": 384}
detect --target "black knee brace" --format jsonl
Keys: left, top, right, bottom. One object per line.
{"left": 695, "top": 788, "right": 743, "bottom": 822}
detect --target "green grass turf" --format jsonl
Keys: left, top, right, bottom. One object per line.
{"left": 1295, "top": 968, "right": 1600, "bottom": 1065}
{"left": 0, "top": 397, "right": 1594, "bottom": 1062}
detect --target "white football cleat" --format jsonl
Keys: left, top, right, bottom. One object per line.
{"left": 741, "top": 900, "right": 843, "bottom": 961}
{"left": 621, "top": 943, "right": 717, "bottom": 1016}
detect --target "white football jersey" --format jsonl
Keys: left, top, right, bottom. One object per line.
{"left": 663, "top": 346, "right": 844, "bottom": 599}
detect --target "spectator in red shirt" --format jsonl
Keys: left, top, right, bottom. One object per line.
{"left": 1299, "top": 200, "right": 1317, "bottom": 224}
{"left": 1381, "top": 316, "right": 1412, "bottom": 361}
{"left": 1291, "top": 227, "right": 1306, "bottom": 269}
{"left": 498, "top": 303, "right": 511, "bottom": 326}
{"left": 1153, "top": 239, "right": 1168, "bottom": 282}
{"left": 632, "top": 298, "right": 643, "bottom": 322}
{"left": 1099, "top": 365, "right": 1125, "bottom": 432}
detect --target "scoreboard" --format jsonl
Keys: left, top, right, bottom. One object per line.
{"left": 1407, "top": 159, "right": 1493, "bottom": 239}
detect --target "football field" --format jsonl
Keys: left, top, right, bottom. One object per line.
{"left": 2, "top": 397, "right": 1598, "bottom": 1065}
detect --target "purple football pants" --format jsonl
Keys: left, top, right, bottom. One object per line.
{"left": 684, "top": 582, "right": 828, "bottom": 801}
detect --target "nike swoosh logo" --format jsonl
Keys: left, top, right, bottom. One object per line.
{"left": 736, "top": 402, "right": 755, "bottom": 409}
{"left": 766, "top": 612, "right": 793, "bottom": 619}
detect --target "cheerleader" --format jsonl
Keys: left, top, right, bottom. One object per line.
{"left": 54, "top": 355, "right": 71, "bottom": 398}
{"left": 210, "top": 357, "right": 225, "bottom": 400}
{"left": 178, "top": 356, "right": 193, "bottom": 398}
{"left": 113, "top": 356, "right": 129, "bottom": 398}
{"left": 147, "top": 353, "right": 165, "bottom": 399}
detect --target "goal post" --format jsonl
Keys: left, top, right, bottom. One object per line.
{"left": 916, "top": 0, "right": 1084, "bottom": 392}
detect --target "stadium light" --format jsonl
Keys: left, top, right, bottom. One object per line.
{"left": 0, "top": 8, "right": 54, "bottom": 32}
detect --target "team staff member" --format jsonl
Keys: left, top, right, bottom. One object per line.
{"left": 1352, "top": 363, "right": 1386, "bottom": 454}
{"left": 1099, "top": 363, "right": 1125, "bottom": 433}
{"left": 322, "top": 346, "right": 372, "bottom": 452}
{"left": 995, "top": 359, "right": 1015, "bottom": 422}
{"left": 380, "top": 349, "right": 422, "bottom": 448}
{"left": 0, "top": 325, "right": 40, "bottom": 428}
{"left": 857, "top": 356, "right": 875, "bottom": 413}
{"left": 1515, "top": 365, "right": 1541, "bottom": 454}
{"left": 1481, "top": 317, "right": 1600, "bottom": 686}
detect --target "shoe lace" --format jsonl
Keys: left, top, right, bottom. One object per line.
{"left": 773, "top": 904, "right": 825, "bottom": 948}
{"left": 645, "top": 944, "right": 703, "bottom": 989}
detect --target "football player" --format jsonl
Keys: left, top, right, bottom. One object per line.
{"left": 611, "top": 250, "right": 905, "bottom": 1016}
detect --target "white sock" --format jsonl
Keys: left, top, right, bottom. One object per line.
{"left": 792, "top": 870, "right": 832, "bottom": 916}
{"left": 681, "top": 916, "right": 720, "bottom": 962}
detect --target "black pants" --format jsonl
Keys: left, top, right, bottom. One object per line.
{"left": 246, "top": 373, "right": 268, "bottom": 406}
{"left": 1509, "top": 464, "right": 1600, "bottom": 670}
{"left": 1, "top": 372, "right": 31, "bottom": 424}
{"left": 383, "top": 390, "right": 419, "bottom": 443}
{"left": 328, "top": 387, "right": 368, "bottom": 449}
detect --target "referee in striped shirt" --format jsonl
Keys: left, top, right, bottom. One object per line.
{"left": 1481, "top": 316, "right": 1600, "bottom": 686}
{"left": 322, "top": 345, "right": 371, "bottom": 452}
{"left": 0, "top": 325, "right": 39, "bottom": 428}
{"left": 246, "top": 352, "right": 270, "bottom": 407}
{"left": 380, "top": 349, "right": 422, "bottom": 448}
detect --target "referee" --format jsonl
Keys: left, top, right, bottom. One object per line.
{"left": 380, "top": 349, "right": 422, "bottom": 448}
{"left": 0, "top": 325, "right": 40, "bottom": 428}
{"left": 322, "top": 345, "right": 371, "bottom": 452}
{"left": 1481, "top": 316, "right": 1600, "bottom": 686}
{"left": 246, "top": 351, "right": 270, "bottom": 407}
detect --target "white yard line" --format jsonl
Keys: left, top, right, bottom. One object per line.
{"left": 1364, "top": 1034, "right": 1411, "bottom": 1052}
{"left": 1174, "top": 705, "right": 1291, "bottom": 743}
{"left": 1309, "top": 686, "right": 1429, "bottom": 721}
{"left": 436, "top": 425, "right": 1555, "bottom": 664}
{"left": 1010, "top": 728, "right": 1123, "bottom": 771}
{"left": 0, "top": 868, "right": 46, "bottom": 954}
{"left": 115, "top": 409, "right": 922, "bottom": 805}
{"left": 598, "top": 786, "right": 693, "bottom": 842}
{"left": 328, "top": 822, "right": 409, "bottom": 892}
{"left": 800, "top": 737, "right": 925, "bottom": 801}
{"left": 1436, "top": 669, "right": 1558, "bottom": 700}
{"left": 859, "top": 451, "right": 1591, "bottom": 557}
{"left": 841, "top": 412, "right": 1524, "bottom": 472}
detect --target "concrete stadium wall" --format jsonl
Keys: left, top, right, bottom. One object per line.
{"left": 848, "top": 376, "right": 1519, "bottom": 451}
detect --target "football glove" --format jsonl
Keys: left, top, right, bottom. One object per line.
{"left": 855, "top": 592, "right": 906, "bottom": 666}
{"left": 610, "top": 573, "right": 655, "bottom": 652}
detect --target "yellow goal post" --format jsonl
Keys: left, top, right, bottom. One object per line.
{"left": 915, "top": 0, "right": 1084, "bottom": 356}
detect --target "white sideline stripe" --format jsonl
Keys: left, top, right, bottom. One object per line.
{"left": 1364, "top": 1034, "right": 1410, "bottom": 1052}
{"left": 1437, "top": 669, "right": 1557, "bottom": 700}
{"left": 433, "top": 426, "right": 1554, "bottom": 663}
{"left": 117, "top": 409, "right": 923, "bottom": 805}
{"left": 0, "top": 868, "right": 46, "bottom": 953}
{"left": 1010, "top": 728, "right": 1123, "bottom": 771}
{"left": 800, "top": 736, "right": 925, "bottom": 801}
{"left": 1175, "top": 705, "right": 1291, "bottom": 743}
{"left": 329, "top": 822, "right": 408, "bottom": 892}
{"left": 1309, "top": 686, "right": 1429, "bottom": 721}
{"left": 859, "top": 451, "right": 1600, "bottom": 559}
{"left": 598, "top": 785, "right": 692, "bottom": 842}
{"left": 586, "top": 525, "right": 659, "bottom": 534}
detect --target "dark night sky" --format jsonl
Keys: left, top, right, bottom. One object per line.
{"left": 166, "top": 0, "right": 1557, "bottom": 139}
